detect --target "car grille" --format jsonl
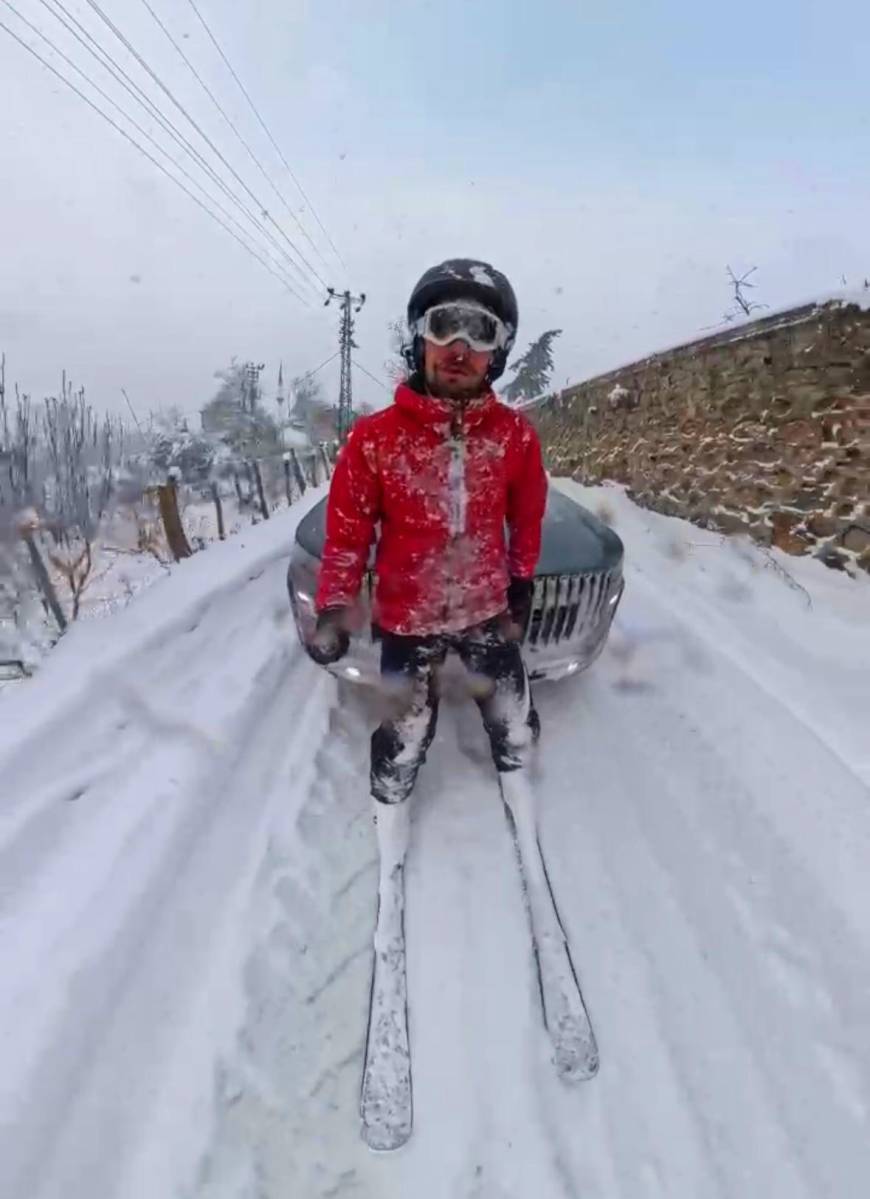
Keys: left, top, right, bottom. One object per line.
{"left": 526, "top": 570, "right": 622, "bottom": 647}
{"left": 357, "top": 568, "right": 622, "bottom": 647}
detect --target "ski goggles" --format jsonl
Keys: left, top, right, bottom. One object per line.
{"left": 414, "top": 302, "right": 509, "bottom": 352}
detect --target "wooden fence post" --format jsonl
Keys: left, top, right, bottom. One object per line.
{"left": 252, "top": 460, "right": 269, "bottom": 520}
{"left": 158, "top": 475, "right": 192, "bottom": 560}
{"left": 210, "top": 480, "right": 225, "bottom": 540}
{"left": 242, "top": 461, "right": 256, "bottom": 505}
{"left": 282, "top": 453, "right": 293, "bottom": 504}
{"left": 289, "top": 449, "right": 306, "bottom": 495}
{"left": 22, "top": 532, "right": 67, "bottom": 631}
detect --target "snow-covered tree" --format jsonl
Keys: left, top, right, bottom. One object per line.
{"left": 200, "top": 362, "right": 246, "bottom": 437}
{"left": 150, "top": 408, "right": 218, "bottom": 485}
{"left": 0, "top": 496, "right": 52, "bottom": 669}
{"left": 290, "top": 374, "right": 337, "bottom": 442}
{"left": 221, "top": 407, "right": 281, "bottom": 459}
{"left": 1, "top": 369, "right": 127, "bottom": 630}
{"left": 200, "top": 361, "right": 281, "bottom": 459}
{"left": 41, "top": 384, "right": 121, "bottom": 619}
{"left": 501, "top": 329, "right": 562, "bottom": 404}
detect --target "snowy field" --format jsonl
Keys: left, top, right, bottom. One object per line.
{"left": 1, "top": 480, "right": 869, "bottom": 1199}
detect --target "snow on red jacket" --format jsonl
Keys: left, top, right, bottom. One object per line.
{"left": 315, "top": 383, "right": 548, "bottom": 636}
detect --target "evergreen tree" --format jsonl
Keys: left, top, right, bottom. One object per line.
{"left": 501, "top": 329, "right": 562, "bottom": 404}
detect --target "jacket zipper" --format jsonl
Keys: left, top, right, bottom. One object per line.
{"left": 442, "top": 408, "right": 467, "bottom": 623}
{"left": 447, "top": 409, "right": 467, "bottom": 538}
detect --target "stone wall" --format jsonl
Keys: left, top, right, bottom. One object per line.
{"left": 532, "top": 298, "right": 870, "bottom": 573}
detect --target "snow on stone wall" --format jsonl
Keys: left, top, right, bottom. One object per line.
{"left": 532, "top": 297, "right": 870, "bottom": 574}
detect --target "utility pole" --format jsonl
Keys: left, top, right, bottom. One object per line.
{"left": 325, "top": 287, "right": 366, "bottom": 441}
{"left": 243, "top": 361, "right": 265, "bottom": 412}
{"left": 276, "top": 361, "right": 285, "bottom": 449}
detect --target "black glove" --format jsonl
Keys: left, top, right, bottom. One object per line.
{"left": 506, "top": 577, "right": 534, "bottom": 638}
{"left": 306, "top": 606, "right": 351, "bottom": 666}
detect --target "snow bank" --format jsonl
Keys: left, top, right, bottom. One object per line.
{"left": 0, "top": 487, "right": 327, "bottom": 763}
{"left": 556, "top": 478, "right": 870, "bottom": 786}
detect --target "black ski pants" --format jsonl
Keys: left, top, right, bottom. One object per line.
{"left": 371, "top": 618, "right": 538, "bottom": 805}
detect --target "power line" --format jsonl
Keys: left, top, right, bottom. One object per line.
{"left": 120, "top": 388, "right": 143, "bottom": 433}
{"left": 184, "top": 0, "right": 348, "bottom": 277}
{"left": 295, "top": 351, "right": 340, "bottom": 383}
{"left": 0, "top": 13, "right": 310, "bottom": 303}
{"left": 352, "top": 358, "right": 392, "bottom": 395}
{"left": 137, "top": 0, "right": 334, "bottom": 280}
{"left": 5, "top": 0, "right": 309, "bottom": 302}
{"left": 37, "top": 0, "right": 318, "bottom": 300}
{"left": 80, "top": 0, "right": 328, "bottom": 294}
{"left": 79, "top": 0, "right": 324, "bottom": 295}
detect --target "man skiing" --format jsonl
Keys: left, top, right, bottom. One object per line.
{"left": 304, "top": 262, "right": 597, "bottom": 1150}
{"left": 307, "top": 259, "right": 547, "bottom": 860}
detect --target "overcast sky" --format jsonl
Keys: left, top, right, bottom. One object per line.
{"left": 1, "top": 0, "right": 869, "bottom": 422}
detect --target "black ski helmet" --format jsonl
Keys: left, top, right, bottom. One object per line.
{"left": 404, "top": 258, "right": 519, "bottom": 383}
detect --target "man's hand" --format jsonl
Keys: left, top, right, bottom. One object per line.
{"left": 500, "top": 577, "right": 534, "bottom": 641}
{"left": 306, "top": 606, "right": 351, "bottom": 666}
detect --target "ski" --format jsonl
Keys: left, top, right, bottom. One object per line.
{"left": 360, "top": 863, "right": 413, "bottom": 1150}
{"left": 500, "top": 776, "right": 599, "bottom": 1082}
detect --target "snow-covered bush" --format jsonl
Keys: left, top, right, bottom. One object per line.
{"left": 150, "top": 424, "right": 218, "bottom": 486}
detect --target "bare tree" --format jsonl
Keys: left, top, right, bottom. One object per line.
{"left": 0, "top": 381, "right": 41, "bottom": 512}
{"left": 723, "top": 266, "right": 768, "bottom": 323}
{"left": 40, "top": 381, "right": 119, "bottom": 619}
{"left": 385, "top": 317, "right": 409, "bottom": 384}
{"left": 0, "top": 369, "right": 62, "bottom": 636}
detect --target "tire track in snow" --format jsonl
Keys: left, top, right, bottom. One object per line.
{"left": 194, "top": 692, "right": 617, "bottom": 1199}
{"left": 0, "top": 570, "right": 298, "bottom": 1011}
{"left": 536, "top": 613, "right": 870, "bottom": 1196}
{"left": 0, "top": 563, "right": 289, "bottom": 864}
{"left": 0, "top": 562, "right": 335, "bottom": 1199}
{"left": 616, "top": 565, "right": 870, "bottom": 1193}
{"left": 596, "top": 684, "right": 870, "bottom": 1196}
{"left": 193, "top": 684, "right": 379, "bottom": 1198}
{"left": 526, "top": 685, "right": 728, "bottom": 1199}
{"left": 539, "top": 677, "right": 812, "bottom": 1199}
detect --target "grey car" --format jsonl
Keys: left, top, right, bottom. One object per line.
{"left": 287, "top": 487, "right": 625, "bottom": 685}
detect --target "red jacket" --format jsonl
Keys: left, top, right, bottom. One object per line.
{"left": 316, "top": 383, "right": 547, "bottom": 636}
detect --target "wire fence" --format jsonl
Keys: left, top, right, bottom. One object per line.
{"left": 158, "top": 441, "right": 337, "bottom": 559}
{"left": 0, "top": 440, "right": 337, "bottom": 682}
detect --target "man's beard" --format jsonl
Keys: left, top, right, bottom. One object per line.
{"left": 425, "top": 367, "right": 488, "bottom": 402}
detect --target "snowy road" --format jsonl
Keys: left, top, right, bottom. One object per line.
{"left": 2, "top": 482, "right": 869, "bottom": 1199}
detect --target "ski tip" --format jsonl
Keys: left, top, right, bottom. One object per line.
{"left": 559, "top": 1056, "right": 600, "bottom": 1084}
{"left": 361, "top": 1119, "right": 413, "bottom": 1152}
{"left": 555, "top": 1041, "right": 600, "bottom": 1083}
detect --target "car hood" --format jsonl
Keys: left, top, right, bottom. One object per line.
{"left": 295, "top": 485, "right": 623, "bottom": 576}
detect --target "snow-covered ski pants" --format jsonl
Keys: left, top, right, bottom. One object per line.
{"left": 371, "top": 618, "right": 538, "bottom": 805}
